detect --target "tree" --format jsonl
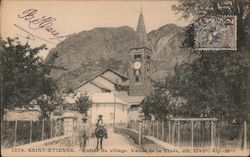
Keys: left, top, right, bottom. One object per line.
{"left": 167, "top": 54, "right": 247, "bottom": 122}
{"left": 173, "top": 0, "right": 250, "bottom": 120}
{"left": 142, "top": 78, "right": 186, "bottom": 121}
{"left": 75, "top": 94, "right": 92, "bottom": 115}
{"left": 0, "top": 37, "right": 58, "bottom": 119}
{"left": 146, "top": 52, "right": 247, "bottom": 123}
{"left": 170, "top": 0, "right": 249, "bottom": 123}
{"left": 172, "top": 0, "right": 250, "bottom": 49}
{"left": 36, "top": 93, "right": 64, "bottom": 120}
{"left": 144, "top": 0, "right": 249, "bottom": 123}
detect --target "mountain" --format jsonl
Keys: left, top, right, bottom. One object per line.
{"left": 46, "top": 24, "right": 195, "bottom": 91}
{"left": 148, "top": 24, "right": 195, "bottom": 80}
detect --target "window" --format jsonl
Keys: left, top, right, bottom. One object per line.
{"left": 134, "top": 69, "right": 141, "bottom": 75}
{"left": 147, "top": 62, "right": 150, "bottom": 68}
{"left": 134, "top": 54, "right": 142, "bottom": 60}
{"left": 135, "top": 76, "right": 140, "bottom": 82}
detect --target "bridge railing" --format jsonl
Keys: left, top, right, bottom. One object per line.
{"left": 127, "top": 121, "right": 139, "bottom": 131}
{"left": 1, "top": 118, "right": 64, "bottom": 148}
{"left": 126, "top": 119, "right": 247, "bottom": 149}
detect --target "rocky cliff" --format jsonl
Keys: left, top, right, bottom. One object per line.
{"left": 46, "top": 24, "right": 195, "bottom": 91}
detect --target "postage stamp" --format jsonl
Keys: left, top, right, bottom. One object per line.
{"left": 194, "top": 16, "right": 237, "bottom": 51}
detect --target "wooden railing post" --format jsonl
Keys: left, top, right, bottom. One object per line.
{"left": 191, "top": 121, "right": 194, "bottom": 148}
{"left": 156, "top": 121, "right": 159, "bottom": 139}
{"left": 14, "top": 120, "right": 17, "bottom": 147}
{"left": 42, "top": 118, "right": 44, "bottom": 140}
{"left": 50, "top": 120, "right": 53, "bottom": 138}
{"left": 244, "top": 121, "right": 247, "bottom": 151}
{"left": 152, "top": 122, "right": 155, "bottom": 137}
{"left": 149, "top": 121, "right": 152, "bottom": 136}
{"left": 177, "top": 121, "right": 180, "bottom": 147}
{"left": 214, "top": 121, "right": 217, "bottom": 147}
{"left": 30, "top": 120, "right": 32, "bottom": 143}
{"left": 172, "top": 122, "right": 175, "bottom": 145}
{"left": 211, "top": 121, "right": 214, "bottom": 148}
{"left": 138, "top": 121, "right": 142, "bottom": 146}
{"left": 162, "top": 121, "right": 165, "bottom": 141}
{"left": 168, "top": 121, "right": 171, "bottom": 143}
{"left": 76, "top": 118, "right": 78, "bottom": 145}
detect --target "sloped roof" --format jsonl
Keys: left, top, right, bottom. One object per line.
{"left": 76, "top": 68, "right": 127, "bottom": 90}
{"left": 100, "top": 68, "right": 128, "bottom": 80}
{"left": 91, "top": 93, "right": 129, "bottom": 105}
{"left": 99, "top": 75, "right": 116, "bottom": 84}
{"left": 117, "top": 79, "right": 130, "bottom": 86}
{"left": 114, "top": 91, "right": 145, "bottom": 106}
{"left": 90, "top": 81, "right": 111, "bottom": 92}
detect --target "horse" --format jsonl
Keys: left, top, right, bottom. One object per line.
{"left": 94, "top": 127, "right": 105, "bottom": 150}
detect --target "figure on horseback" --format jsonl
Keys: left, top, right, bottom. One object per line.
{"left": 94, "top": 114, "right": 108, "bottom": 150}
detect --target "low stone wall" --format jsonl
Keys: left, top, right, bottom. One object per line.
{"left": 114, "top": 127, "right": 140, "bottom": 144}
{"left": 15, "top": 135, "right": 75, "bottom": 149}
{"left": 4, "top": 109, "right": 40, "bottom": 121}
{"left": 114, "top": 127, "right": 176, "bottom": 151}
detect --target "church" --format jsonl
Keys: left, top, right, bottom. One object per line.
{"left": 74, "top": 10, "right": 152, "bottom": 125}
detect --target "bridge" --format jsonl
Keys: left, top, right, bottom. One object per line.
{"left": 1, "top": 119, "right": 248, "bottom": 156}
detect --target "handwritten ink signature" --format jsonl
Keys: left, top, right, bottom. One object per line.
{"left": 17, "top": 9, "right": 75, "bottom": 42}
{"left": 14, "top": 24, "right": 58, "bottom": 44}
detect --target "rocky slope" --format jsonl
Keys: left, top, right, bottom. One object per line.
{"left": 46, "top": 24, "right": 195, "bottom": 91}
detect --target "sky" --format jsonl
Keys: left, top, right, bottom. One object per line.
{"left": 1, "top": 0, "right": 191, "bottom": 59}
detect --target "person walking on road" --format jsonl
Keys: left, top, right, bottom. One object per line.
{"left": 79, "top": 116, "right": 89, "bottom": 151}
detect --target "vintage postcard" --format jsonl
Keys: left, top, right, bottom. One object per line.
{"left": 1, "top": 0, "right": 249, "bottom": 156}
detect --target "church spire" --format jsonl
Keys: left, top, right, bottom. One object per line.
{"left": 133, "top": 8, "right": 150, "bottom": 49}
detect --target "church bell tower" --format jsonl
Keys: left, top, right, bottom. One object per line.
{"left": 128, "top": 10, "right": 152, "bottom": 96}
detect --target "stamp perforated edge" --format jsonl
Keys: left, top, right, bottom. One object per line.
{"left": 194, "top": 15, "right": 237, "bottom": 51}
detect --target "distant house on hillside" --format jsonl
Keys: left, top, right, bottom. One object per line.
{"left": 76, "top": 68, "right": 128, "bottom": 95}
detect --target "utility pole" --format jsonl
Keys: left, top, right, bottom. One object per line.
{"left": 90, "top": 95, "right": 93, "bottom": 127}
{"left": 0, "top": 43, "right": 4, "bottom": 120}
{"left": 0, "top": 75, "right": 3, "bottom": 120}
{"left": 113, "top": 93, "right": 116, "bottom": 127}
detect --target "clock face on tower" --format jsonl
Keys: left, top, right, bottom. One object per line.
{"left": 133, "top": 61, "right": 141, "bottom": 70}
